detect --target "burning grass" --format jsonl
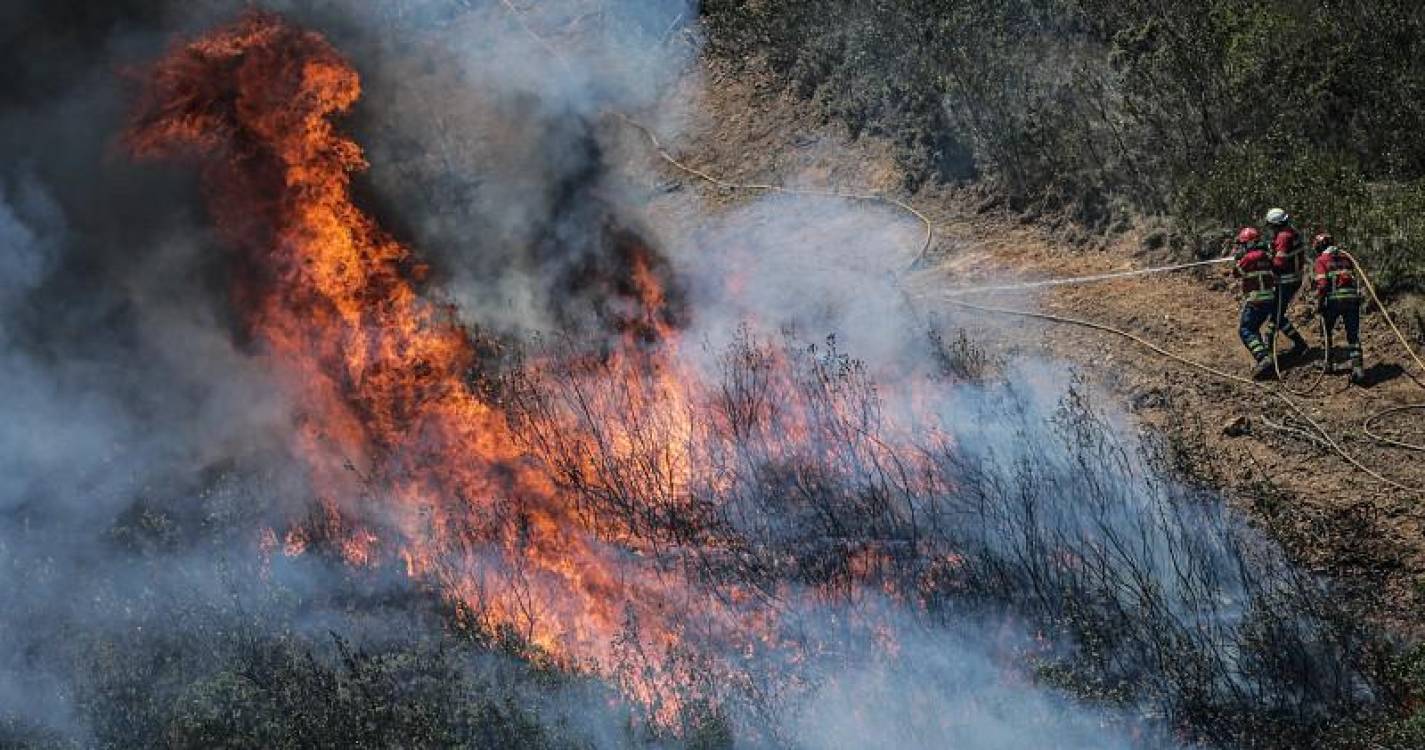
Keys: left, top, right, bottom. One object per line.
{"left": 512, "top": 332, "right": 1397, "bottom": 745}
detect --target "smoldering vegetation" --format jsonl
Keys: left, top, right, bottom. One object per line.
{"left": 2, "top": 319, "right": 1406, "bottom": 747}
{"left": 0, "top": 484, "right": 633, "bottom": 749}
{"left": 500, "top": 328, "right": 1402, "bottom": 748}
{"left": 0, "top": 1, "right": 690, "bottom": 746}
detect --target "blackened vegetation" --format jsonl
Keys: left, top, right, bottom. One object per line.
{"left": 594, "top": 224, "right": 689, "bottom": 343}
{"left": 504, "top": 329, "right": 1406, "bottom": 747}
{"left": 702, "top": 1, "right": 1425, "bottom": 297}
{"left": 928, "top": 325, "right": 996, "bottom": 382}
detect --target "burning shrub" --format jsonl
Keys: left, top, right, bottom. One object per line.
{"left": 504, "top": 330, "right": 1395, "bottom": 745}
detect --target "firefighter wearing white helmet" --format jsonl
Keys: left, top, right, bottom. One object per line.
{"left": 1262, "top": 207, "right": 1310, "bottom": 357}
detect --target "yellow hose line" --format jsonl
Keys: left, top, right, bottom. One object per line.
{"left": 619, "top": 114, "right": 1425, "bottom": 486}
{"left": 1340, "top": 251, "right": 1425, "bottom": 452}
{"left": 1346, "top": 251, "right": 1425, "bottom": 385}
{"left": 1269, "top": 291, "right": 1330, "bottom": 398}
{"left": 613, "top": 113, "right": 936, "bottom": 265}
{"left": 939, "top": 296, "right": 1422, "bottom": 495}
{"left": 1364, "top": 405, "right": 1425, "bottom": 452}
{"left": 934, "top": 257, "right": 1234, "bottom": 296}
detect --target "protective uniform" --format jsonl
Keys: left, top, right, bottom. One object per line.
{"left": 1232, "top": 228, "right": 1278, "bottom": 379}
{"left": 1264, "top": 209, "right": 1310, "bottom": 355}
{"left": 1312, "top": 236, "right": 1366, "bottom": 384}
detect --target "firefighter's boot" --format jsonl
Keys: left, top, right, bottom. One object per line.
{"left": 1286, "top": 329, "right": 1310, "bottom": 358}
{"left": 1349, "top": 353, "right": 1366, "bottom": 385}
{"left": 1252, "top": 356, "right": 1276, "bottom": 381}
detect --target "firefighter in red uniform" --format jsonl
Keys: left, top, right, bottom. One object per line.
{"left": 1229, "top": 227, "right": 1279, "bottom": 379}
{"left": 1310, "top": 233, "right": 1367, "bottom": 384}
{"left": 1263, "top": 208, "right": 1311, "bottom": 356}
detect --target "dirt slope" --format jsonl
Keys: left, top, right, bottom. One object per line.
{"left": 624, "top": 62, "right": 1425, "bottom": 634}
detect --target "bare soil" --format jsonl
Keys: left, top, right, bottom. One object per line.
{"left": 625, "top": 61, "right": 1425, "bottom": 635}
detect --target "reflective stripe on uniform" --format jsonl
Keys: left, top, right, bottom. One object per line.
{"left": 1275, "top": 236, "right": 1306, "bottom": 285}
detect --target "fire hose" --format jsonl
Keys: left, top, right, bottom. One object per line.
{"left": 1268, "top": 291, "right": 1330, "bottom": 398}
{"left": 612, "top": 113, "right": 937, "bottom": 265}
{"left": 618, "top": 116, "right": 1425, "bottom": 491}
{"left": 937, "top": 296, "right": 1423, "bottom": 495}
{"left": 1344, "top": 250, "right": 1425, "bottom": 453}
{"left": 1365, "top": 405, "right": 1425, "bottom": 452}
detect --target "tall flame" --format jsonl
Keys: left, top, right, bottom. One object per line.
{"left": 124, "top": 11, "right": 711, "bottom": 671}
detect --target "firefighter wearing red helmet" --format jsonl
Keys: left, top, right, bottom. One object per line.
{"left": 1311, "top": 233, "right": 1367, "bottom": 384}
{"left": 1262, "top": 208, "right": 1311, "bottom": 356}
{"left": 1228, "top": 226, "right": 1279, "bottom": 379}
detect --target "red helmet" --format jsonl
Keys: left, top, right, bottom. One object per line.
{"left": 1312, "top": 232, "right": 1334, "bottom": 251}
{"left": 1236, "top": 227, "right": 1261, "bottom": 244}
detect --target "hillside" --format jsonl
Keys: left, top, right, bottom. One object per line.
{"left": 622, "top": 53, "right": 1425, "bottom": 741}
{"left": 702, "top": 0, "right": 1425, "bottom": 303}
{"left": 4, "top": 2, "right": 1425, "bottom": 748}
{"left": 679, "top": 7, "right": 1425, "bottom": 633}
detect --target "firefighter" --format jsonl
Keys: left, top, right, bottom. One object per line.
{"left": 1263, "top": 207, "right": 1311, "bottom": 356}
{"left": 1229, "top": 227, "right": 1279, "bottom": 379}
{"left": 1310, "top": 233, "right": 1367, "bottom": 384}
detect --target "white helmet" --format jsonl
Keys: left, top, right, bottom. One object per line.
{"left": 1265, "top": 207, "right": 1290, "bottom": 225}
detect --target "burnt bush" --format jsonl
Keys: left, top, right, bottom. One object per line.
{"left": 928, "top": 325, "right": 996, "bottom": 382}
{"left": 159, "top": 633, "right": 573, "bottom": 749}
{"left": 506, "top": 332, "right": 1401, "bottom": 747}
{"left": 2, "top": 580, "right": 612, "bottom": 750}
{"left": 3, "top": 325, "right": 1407, "bottom": 748}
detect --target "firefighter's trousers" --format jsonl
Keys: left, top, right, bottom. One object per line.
{"left": 1239, "top": 301, "right": 1273, "bottom": 361}
{"left": 1265, "top": 282, "right": 1303, "bottom": 343}
{"left": 1322, "top": 298, "right": 1362, "bottom": 365}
